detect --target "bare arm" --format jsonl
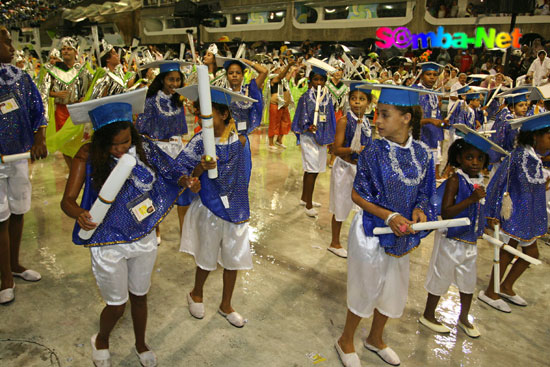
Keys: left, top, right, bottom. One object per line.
{"left": 441, "top": 174, "right": 486, "bottom": 219}
{"left": 242, "top": 59, "right": 269, "bottom": 90}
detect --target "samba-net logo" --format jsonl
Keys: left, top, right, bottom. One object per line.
{"left": 376, "top": 26, "right": 522, "bottom": 49}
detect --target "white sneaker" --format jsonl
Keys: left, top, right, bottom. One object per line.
{"left": 328, "top": 247, "right": 348, "bottom": 258}
{"left": 305, "top": 207, "right": 318, "bottom": 217}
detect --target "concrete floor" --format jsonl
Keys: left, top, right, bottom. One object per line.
{"left": 1, "top": 126, "right": 549, "bottom": 367}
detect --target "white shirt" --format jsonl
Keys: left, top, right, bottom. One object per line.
{"left": 527, "top": 57, "right": 550, "bottom": 86}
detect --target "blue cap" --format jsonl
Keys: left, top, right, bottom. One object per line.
{"left": 418, "top": 62, "right": 443, "bottom": 73}
{"left": 175, "top": 84, "right": 258, "bottom": 106}
{"left": 456, "top": 85, "right": 470, "bottom": 94}
{"left": 89, "top": 103, "right": 133, "bottom": 131}
{"left": 342, "top": 80, "right": 372, "bottom": 94}
{"left": 454, "top": 124, "right": 508, "bottom": 154}
{"left": 510, "top": 111, "right": 550, "bottom": 132}
{"left": 67, "top": 88, "right": 147, "bottom": 131}
{"left": 498, "top": 87, "right": 532, "bottom": 105}
{"left": 215, "top": 56, "right": 249, "bottom": 72}
{"left": 357, "top": 84, "right": 442, "bottom": 107}
{"left": 139, "top": 60, "right": 191, "bottom": 73}
{"left": 311, "top": 66, "right": 327, "bottom": 77}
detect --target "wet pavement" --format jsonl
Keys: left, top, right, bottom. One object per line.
{"left": 1, "top": 126, "right": 549, "bottom": 367}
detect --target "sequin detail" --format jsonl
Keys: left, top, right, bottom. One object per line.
{"left": 521, "top": 147, "right": 546, "bottom": 184}
{"left": 155, "top": 91, "right": 180, "bottom": 117}
{"left": 387, "top": 137, "right": 427, "bottom": 186}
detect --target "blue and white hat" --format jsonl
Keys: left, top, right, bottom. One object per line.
{"left": 418, "top": 62, "right": 443, "bottom": 73}
{"left": 140, "top": 60, "right": 191, "bottom": 74}
{"left": 342, "top": 80, "right": 371, "bottom": 94}
{"left": 175, "top": 85, "right": 258, "bottom": 106}
{"left": 356, "top": 84, "right": 442, "bottom": 106}
{"left": 215, "top": 56, "right": 249, "bottom": 71}
{"left": 67, "top": 88, "right": 147, "bottom": 131}
{"left": 510, "top": 111, "right": 550, "bottom": 132}
{"left": 454, "top": 124, "right": 508, "bottom": 154}
{"left": 306, "top": 57, "right": 337, "bottom": 77}
{"left": 497, "top": 86, "right": 533, "bottom": 105}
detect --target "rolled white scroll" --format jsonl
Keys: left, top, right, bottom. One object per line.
{"left": 1, "top": 152, "right": 31, "bottom": 164}
{"left": 482, "top": 233, "right": 542, "bottom": 265}
{"left": 197, "top": 65, "right": 218, "bottom": 179}
{"left": 373, "top": 217, "right": 471, "bottom": 235}
{"left": 312, "top": 85, "right": 321, "bottom": 128}
{"left": 493, "top": 224, "right": 501, "bottom": 293}
{"left": 79, "top": 154, "right": 137, "bottom": 240}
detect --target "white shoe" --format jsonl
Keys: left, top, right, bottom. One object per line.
{"left": 91, "top": 334, "right": 111, "bottom": 367}
{"left": 218, "top": 309, "right": 246, "bottom": 328}
{"left": 275, "top": 141, "right": 287, "bottom": 149}
{"left": 305, "top": 207, "right": 318, "bottom": 217}
{"left": 135, "top": 345, "right": 157, "bottom": 367}
{"left": 335, "top": 341, "right": 361, "bottom": 367}
{"left": 267, "top": 145, "right": 280, "bottom": 152}
{"left": 0, "top": 285, "right": 15, "bottom": 304}
{"left": 187, "top": 292, "right": 205, "bottom": 319}
{"left": 478, "top": 290, "right": 511, "bottom": 313}
{"left": 364, "top": 341, "right": 400, "bottom": 366}
{"left": 418, "top": 315, "right": 451, "bottom": 334}
{"left": 300, "top": 200, "right": 321, "bottom": 207}
{"left": 499, "top": 292, "right": 528, "bottom": 306}
{"left": 12, "top": 269, "right": 41, "bottom": 282}
{"left": 328, "top": 247, "right": 348, "bottom": 258}
{"left": 457, "top": 320, "right": 481, "bottom": 338}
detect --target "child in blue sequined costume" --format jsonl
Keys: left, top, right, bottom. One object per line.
{"left": 479, "top": 112, "right": 550, "bottom": 312}
{"left": 488, "top": 92, "right": 528, "bottom": 168}
{"left": 177, "top": 85, "right": 259, "bottom": 329}
{"left": 335, "top": 85, "right": 437, "bottom": 367}
{"left": 218, "top": 58, "right": 267, "bottom": 136}
{"left": 291, "top": 67, "right": 336, "bottom": 217}
{"left": 328, "top": 83, "right": 372, "bottom": 258}
{"left": 61, "top": 90, "right": 200, "bottom": 367}
{"left": 421, "top": 137, "right": 491, "bottom": 338}
{"left": 136, "top": 61, "right": 190, "bottom": 235}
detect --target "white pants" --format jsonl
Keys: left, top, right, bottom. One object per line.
{"left": 300, "top": 133, "right": 327, "bottom": 173}
{"left": 347, "top": 213, "right": 410, "bottom": 319}
{"left": 425, "top": 231, "right": 477, "bottom": 295}
{"left": 180, "top": 198, "right": 252, "bottom": 271}
{"left": 90, "top": 231, "right": 158, "bottom": 306}
{"left": 329, "top": 157, "right": 358, "bottom": 222}
{"left": 0, "top": 159, "right": 31, "bottom": 222}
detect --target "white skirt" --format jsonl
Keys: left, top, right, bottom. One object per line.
{"left": 300, "top": 133, "right": 327, "bottom": 173}
{"left": 329, "top": 157, "right": 358, "bottom": 222}
{"left": 90, "top": 231, "right": 158, "bottom": 306}
{"left": 180, "top": 198, "right": 252, "bottom": 271}
{"left": 424, "top": 230, "right": 477, "bottom": 296}
{"left": 347, "top": 213, "right": 410, "bottom": 319}
{"left": 154, "top": 136, "right": 184, "bottom": 159}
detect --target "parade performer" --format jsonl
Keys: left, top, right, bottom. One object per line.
{"left": 177, "top": 84, "right": 258, "bottom": 329}
{"left": 60, "top": 89, "right": 200, "bottom": 367}
{"left": 0, "top": 26, "right": 48, "bottom": 305}
{"left": 479, "top": 112, "right": 550, "bottom": 313}
{"left": 292, "top": 60, "right": 336, "bottom": 217}
{"left": 90, "top": 40, "right": 136, "bottom": 99}
{"left": 328, "top": 81, "right": 372, "bottom": 258}
{"left": 335, "top": 85, "right": 439, "bottom": 367}
{"left": 136, "top": 60, "right": 191, "bottom": 236}
{"left": 414, "top": 62, "right": 445, "bottom": 177}
{"left": 42, "top": 36, "right": 94, "bottom": 166}
{"left": 215, "top": 56, "right": 266, "bottom": 136}
{"left": 267, "top": 59, "right": 295, "bottom": 150}
{"left": 421, "top": 125, "right": 507, "bottom": 338}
